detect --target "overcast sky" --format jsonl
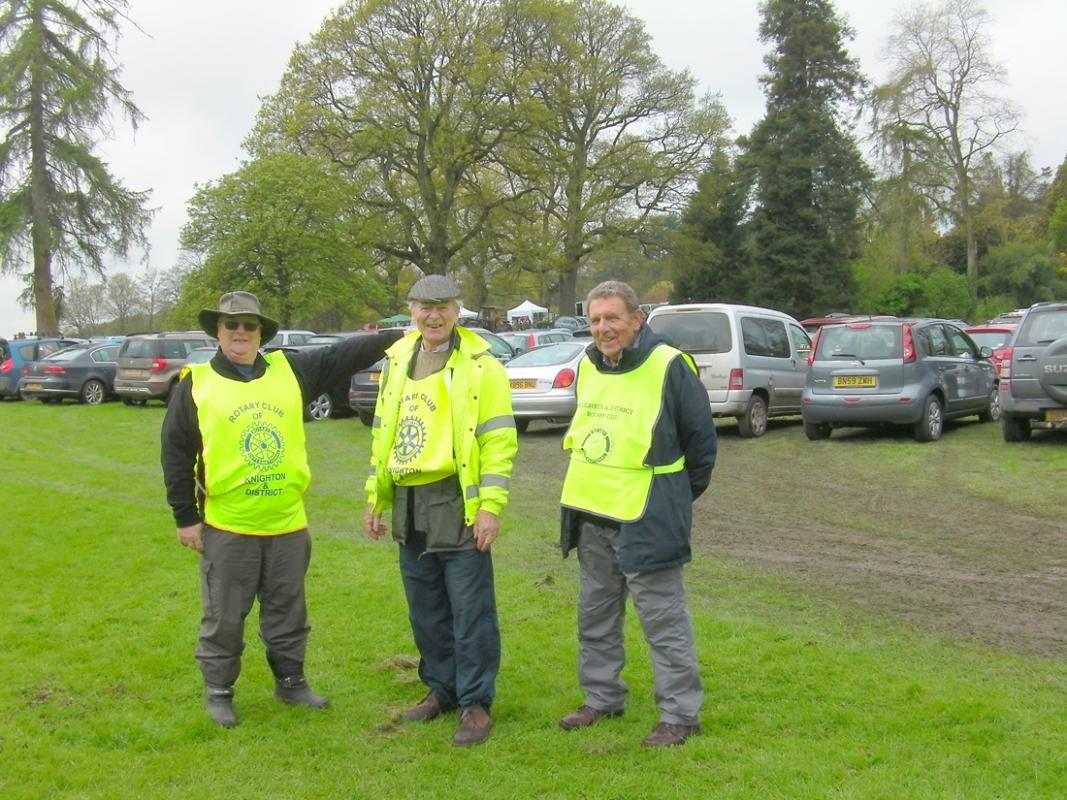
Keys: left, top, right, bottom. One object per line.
{"left": 3, "top": 0, "right": 1064, "bottom": 337}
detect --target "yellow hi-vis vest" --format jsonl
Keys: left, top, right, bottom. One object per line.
{"left": 190, "top": 352, "right": 310, "bottom": 535}
{"left": 561, "top": 344, "right": 689, "bottom": 523}
{"left": 388, "top": 366, "right": 456, "bottom": 486}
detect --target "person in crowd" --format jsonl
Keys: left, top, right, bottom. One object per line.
{"left": 557, "top": 280, "right": 717, "bottom": 747}
{"left": 162, "top": 291, "right": 396, "bottom": 728}
{"left": 363, "top": 274, "right": 517, "bottom": 747}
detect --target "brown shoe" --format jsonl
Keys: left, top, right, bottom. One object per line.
{"left": 641, "top": 721, "right": 700, "bottom": 747}
{"left": 452, "top": 704, "right": 492, "bottom": 747}
{"left": 559, "top": 704, "right": 624, "bottom": 731}
{"left": 403, "top": 690, "right": 456, "bottom": 722}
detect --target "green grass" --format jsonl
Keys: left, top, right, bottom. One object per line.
{"left": 2, "top": 401, "right": 1066, "bottom": 799}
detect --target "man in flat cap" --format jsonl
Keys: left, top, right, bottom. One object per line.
{"left": 162, "top": 290, "right": 398, "bottom": 728}
{"left": 363, "top": 274, "right": 517, "bottom": 747}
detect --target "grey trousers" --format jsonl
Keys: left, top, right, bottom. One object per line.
{"left": 576, "top": 518, "right": 703, "bottom": 726}
{"left": 196, "top": 526, "right": 312, "bottom": 687}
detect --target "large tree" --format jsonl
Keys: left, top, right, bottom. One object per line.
{"left": 871, "top": 0, "right": 1019, "bottom": 300}
{"left": 251, "top": 0, "right": 538, "bottom": 288}
{"left": 0, "top": 0, "right": 152, "bottom": 334}
{"left": 521, "top": 0, "right": 729, "bottom": 312}
{"left": 742, "top": 0, "right": 870, "bottom": 319}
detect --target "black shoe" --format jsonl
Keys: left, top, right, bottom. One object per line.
{"left": 204, "top": 684, "right": 237, "bottom": 728}
{"left": 274, "top": 675, "right": 330, "bottom": 709}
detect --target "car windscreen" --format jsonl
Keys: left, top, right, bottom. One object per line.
{"left": 506, "top": 343, "right": 586, "bottom": 367}
{"left": 1016, "top": 310, "right": 1067, "bottom": 345}
{"left": 647, "top": 312, "right": 732, "bottom": 353}
{"left": 815, "top": 325, "right": 902, "bottom": 359}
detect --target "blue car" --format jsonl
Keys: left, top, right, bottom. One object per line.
{"left": 0, "top": 337, "right": 84, "bottom": 399}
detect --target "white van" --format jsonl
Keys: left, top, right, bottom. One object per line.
{"left": 645, "top": 303, "right": 812, "bottom": 437}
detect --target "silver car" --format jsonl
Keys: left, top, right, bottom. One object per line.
{"left": 505, "top": 340, "right": 587, "bottom": 433}
{"left": 802, "top": 319, "right": 998, "bottom": 441}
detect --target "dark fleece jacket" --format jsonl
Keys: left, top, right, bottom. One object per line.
{"left": 560, "top": 325, "right": 717, "bottom": 574}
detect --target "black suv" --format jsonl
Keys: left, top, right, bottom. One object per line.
{"left": 999, "top": 301, "right": 1067, "bottom": 441}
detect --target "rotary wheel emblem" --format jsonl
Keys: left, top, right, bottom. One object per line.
{"left": 393, "top": 415, "right": 426, "bottom": 464}
{"left": 581, "top": 427, "right": 611, "bottom": 464}
{"left": 241, "top": 423, "right": 286, "bottom": 470}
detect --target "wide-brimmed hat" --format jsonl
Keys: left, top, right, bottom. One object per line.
{"left": 407, "top": 274, "right": 461, "bottom": 303}
{"left": 198, "top": 291, "right": 279, "bottom": 341}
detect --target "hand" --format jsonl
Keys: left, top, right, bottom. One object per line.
{"left": 472, "top": 509, "right": 499, "bottom": 552}
{"left": 364, "top": 505, "right": 387, "bottom": 539}
{"left": 177, "top": 523, "right": 203, "bottom": 553}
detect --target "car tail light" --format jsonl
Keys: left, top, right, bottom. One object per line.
{"left": 44, "top": 365, "right": 66, "bottom": 375}
{"left": 151, "top": 358, "right": 169, "bottom": 374}
{"left": 527, "top": 334, "right": 537, "bottom": 350}
{"left": 847, "top": 323, "right": 873, "bottom": 329}
{"left": 552, "top": 368, "right": 575, "bottom": 389}
{"left": 998, "top": 346, "right": 1013, "bottom": 386}
{"left": 0, "top": 358, "right": 12, "bottom": 374}
{"left": 808, "top": 329, "right": 822, "bottom": 366}
{"left": 728, "top": 368, "right": 744, "bottom": 390}
{"left": 902, "top": 324, "right": 916, "bottom": 363}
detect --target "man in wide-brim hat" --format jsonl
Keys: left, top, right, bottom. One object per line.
{"left": 163, "top": 289, "right": 399, "bottom": 728}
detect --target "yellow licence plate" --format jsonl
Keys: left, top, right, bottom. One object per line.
{"left": 25, "top": 383, "right": 42, "bottom": 391}
{"left": 510, "top": 379, "right": 536, "bottom": 390}
{"left": 1046, "top": 409, "right": 1067, "bottom": 423}
{"left": 833, "top": 375, "right": 877, "bottom": 388}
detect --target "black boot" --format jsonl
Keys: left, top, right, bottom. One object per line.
{"left": 274, "top": 675, "right": 330, "bottom": 709}
{"left": 204, "top": 684, "right": 237, "bottom": 728}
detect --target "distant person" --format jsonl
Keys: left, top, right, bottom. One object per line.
{"left": 161, "top": 291, "right": 397, "bottom": 728}
{"left": 557, "top": 280, "right": 717, "bottom": 747}
{"left": 363, "top": 274, "right": 517, "bottom": 747}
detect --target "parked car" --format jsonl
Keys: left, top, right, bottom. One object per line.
{"left": 0, "top": 337, "right": 83, "bottom": 399}
{"left": 113, "top": 332, "right": 217, "bottom": 405}
{"left": 646, "top": 303, "right": 812, "bottom": 437}
{"left": 262, "top": 329, "right": 316, "bottom": 350}
{"left": 963, "top": 324, "right": 1017, "bottom": 378}
{"left": 505, "top": 340, "right": 587, "bottom": 432}
{"left": 499, "top": 329, "right": 573, "bottom": 355}
{"left": 17, "top": 342, "right": 121, "bottom": 404}
{"left": 998, "top": 301, "right": 1067, "bottom": 441}
{"left": 802, "top": 319, "right": 998, "bottom": 442}
{"left": 349, "top": 327, "right": 517, "bottom": 426}
{"left": 552, "top": 315, "right": 590, "bottom": 333}
{"left": 800, "top": 313, "right": 896, "bottom": 338}
{"left": 295, "top": 332, "right": 372, "bottom": 420}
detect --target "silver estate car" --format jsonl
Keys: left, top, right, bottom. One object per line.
{"left": 802, "top": 319, "right": 998, "bottom": 442}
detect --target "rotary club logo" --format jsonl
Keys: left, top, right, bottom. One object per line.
{"left": 580, "top": 427, "right": 611, "bottom": 464}
{"left": 392, "top": 415, "right": 427, "bottom": 464}
{"left": 240, "top": 422, "right": 286, "bottom": 470}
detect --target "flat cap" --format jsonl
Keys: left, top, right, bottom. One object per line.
{"left": 407, "top": 274, "right": 461, "bottom": 303}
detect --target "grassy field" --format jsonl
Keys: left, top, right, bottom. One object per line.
{"left": 2, "top": 400, "right": 1066, "bottom": 799}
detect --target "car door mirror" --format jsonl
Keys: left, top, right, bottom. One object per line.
{"left": 978, "top": 346, "right": 993, "bottom": 359}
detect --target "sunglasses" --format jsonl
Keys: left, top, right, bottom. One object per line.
{"left": 222, "top": 319, "right": 260, "bottom": 332}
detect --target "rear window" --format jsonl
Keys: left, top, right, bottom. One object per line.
{"left": 46, "top": 347, "right": 90, "bottom": 362}
{"left": 121, "top": 338, "right": 159, "bottom": 358}
{"left": 17, "top": 343, "right": 37, "bottom": 360}
{"left": 647, "top": 312, "right": 732, "bottom": 354}
{"left": 507, "top": 342, "right": 585, "bottom": 367}
{"left": 966, "top": 331, "right": 1012, "bottom": 349}
{"left": 815, "top": 325, "right": 902, "bottom": 359}
{"left": 1016, "top": 309, "right": 1067, "bottom": 346}
{"left": 741, "top": 316, "right": 790, "bottom": 358}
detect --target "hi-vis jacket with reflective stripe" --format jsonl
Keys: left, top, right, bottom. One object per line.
{"left": 364, "top": 326, "right": 517, "bottom": 542}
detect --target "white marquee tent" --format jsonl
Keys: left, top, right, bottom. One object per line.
{"left": 506, "top": 299, "right": 549, "bottom": 322}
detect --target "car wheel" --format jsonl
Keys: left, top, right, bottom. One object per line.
{"left": 913, "top": 395, "right": 943, "bottom": 442}
{"left": 358, "top": 409, "right": 374, "bottom": 427}
{"left": 80, "top": 379, "right": 106, "bottom": 405}
{"left": 803, "top": 421, "right": 831, "bottom": 441}
{"left": 1001, "top": 415, "right": 1032, "bottom": 442}
{"left": 737, "top": 395, "right": 768, "bottom": 438}
{"left": 307, "top": 392, "right": 333, "bottom": 421}
{"left": 516, "top": 419, "right": 530, "bottom": 434}
{"left": 977, "top": 388, "right": 1000, "bottom": 423}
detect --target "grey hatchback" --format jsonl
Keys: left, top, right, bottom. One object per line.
{"left": 802, "top": 319, "right": 998, "bottom": 442}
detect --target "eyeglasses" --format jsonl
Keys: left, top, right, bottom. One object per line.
{"left": 222, "top": 319, "right": 260, "bottom": 332}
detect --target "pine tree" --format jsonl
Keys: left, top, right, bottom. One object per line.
{"left": 0, "top": 0, "right": 151, "bottom": 334}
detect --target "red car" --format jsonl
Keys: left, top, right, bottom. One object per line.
{"left": 963, "top": 324, "right": 1016, "bottom": 377}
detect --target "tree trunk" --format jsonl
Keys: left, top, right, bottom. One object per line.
{"left": 29, "top": 7, "right": 58, "bottom": 335}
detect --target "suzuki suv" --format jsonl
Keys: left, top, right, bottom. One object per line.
{"left": 998, "top": 301, "right": 1067, "bottom": 441}
{"left": 114, "top": 332, "right": 216, "bottom": 405}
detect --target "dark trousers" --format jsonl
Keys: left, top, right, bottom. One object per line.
{"left": 196, "top": 526, "right": 312, "bottom": 687}
{"left": 398, "top": 522, "right": 500, "bottom": 709}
